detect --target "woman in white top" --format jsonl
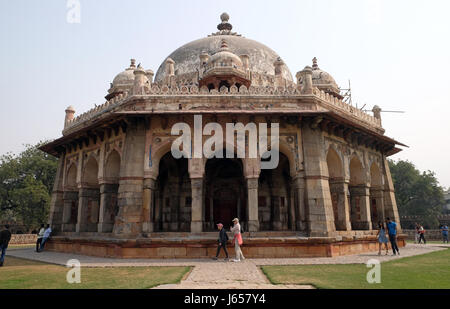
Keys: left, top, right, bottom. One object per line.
{"left": 36, "top": 224, "right": 45, "bottom": 252}
{"left": 230, "top": 218, "right": 245, "bottom": 262}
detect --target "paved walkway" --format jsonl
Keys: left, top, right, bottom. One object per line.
{"left": 8, "top": 244, "right": 448, "bottom": 289}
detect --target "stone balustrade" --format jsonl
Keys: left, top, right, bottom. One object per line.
{"left": 63, "top": 84, "right": 382, "bottom": 132}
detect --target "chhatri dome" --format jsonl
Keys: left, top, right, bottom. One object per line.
{"left": 154, "top": 13, "right": 294, "bottom": 85}
{"left": 311, "top": 57, "right": 341, "bottom": 98}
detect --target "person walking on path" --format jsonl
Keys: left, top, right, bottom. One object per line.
{"left": 213, "top": 223, "right": 229, "bottom": 261}
{"left": 386, "top": 217, "right": 400, "bottom": 255}
{"left": 376, "top": 222, "right": 389, "bottom": 255}
{"left": 230, "top": 218, "right": 245, "bottom": 262}
{"left": 38, "top": 224, "right": 52, "bottom": 252}
{"left": 418, "top": 225, "right": 426, "bottom": 244}
{"left": 440, "top": 224, "right": 449, "bottom": 244}
{"left": 414, "top": 223, "right": 420, "bottom": 244}
{"left": 0, "top": 225, "right": 12, "bottom": 267}
{"left": 36, "top": 224, "right": 45, "bottom": 252}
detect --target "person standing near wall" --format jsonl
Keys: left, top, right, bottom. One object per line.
{"left": 38, "top": 224, "right": 52, "bottom": 252}
{"left": 0, "top": 225, "right": 12, "bottom": 267}
{"left": 414, "top": 223, "right": 420, "bottom": 244}
{"left": 418, "top": 225, "right": 426, "bottom": 244}
{"left": 230, "top": 218, "right": 245, "bottom": 262}
{"left": 386, "top": 217, "right": 400, "bottom": 256}
{"left": 213, "top": 223, "right": 229, "bottom": 261}
{"left": 441, "top": 224, "right": 449, "bottom": 244}
{"left": 36, "top": 224, "right": 45, "bottom": 252}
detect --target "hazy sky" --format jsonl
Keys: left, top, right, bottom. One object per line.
{"left": 1, "top": 0, "right": 449, "bottom": 188}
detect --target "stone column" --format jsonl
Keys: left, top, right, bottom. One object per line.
{"left": 76, "top": 187, "right": 100, "bottom": 232}
{"left": 329, "top": 181, "right": 352, "bottom": 231}
{"left": 98, "top": 183, "right": 119, "bottom": 233}
{"left": 190, "top": 178, "right": 204, "bottom": 233}
{"left": 246, "top": 177, "right": 259, "bottom": 232}
{"left": 154, "top": 189, "right": 162, "bottom": 231}
{"left": 289, "top": 187, "right": 296, "bottom": 231}
{"left": 302, "top": 124, "right": 336, "bottom": 237}
{"left": 113, "top": 118, "right": 146, "bottom": 237}
{"left": 293, "top": 174, "right": 307, "bottom": 231}
{"left": 48, "top": 154, "right": 65, "bottom": 232}
{"left": 382, "top": 158, "right": 401, "bottom": 232}
{"left": 349, "top": 185, "right": 372, "bottom": 230}
{"left": 142, "top": 178, "right": 156, "bottom": 233}
{"left": 209, "top": 196, "right": 214, "bottom": 228}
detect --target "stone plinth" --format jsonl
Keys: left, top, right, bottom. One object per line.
{"left": 45, "top": 232, "right": 406, "bottom": 259}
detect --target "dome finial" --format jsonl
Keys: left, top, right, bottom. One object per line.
{"left": 312, "top": 57, "right": 318, "bottom": 69}
{"left": 217, "top": 12, "right": 233, "bottom": 31}
{"left": 130, "top": 58, "right": 136, "bottom": 69}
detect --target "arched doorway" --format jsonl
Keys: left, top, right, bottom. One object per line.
{"left": 204, "top": 157, "right": 246, "bottom": 230}
{"left": 349, "top": 155, "right": 371, "bottom": 230}
{"left": 154, "top": 152, "right": 191, "bottom": 232}
{"left": 370, "top": 162, "right": 384, "bottom": 228}
{"left": 99, "top": 150, "right": 121, "bottom": 233}
{"left": 259, "top": 153, "right": 293, "bottom": 231}
{"left": 78, "top": 156, "right": 100, "bottom": 232}
{"left": 326, "top": 148, "right": 350, "bottom": 231}
{"left": 62, "top": 163, "right": 78, "bottom": 232}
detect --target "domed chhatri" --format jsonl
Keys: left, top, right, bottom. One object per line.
{"left": 106, "top": 59, "right": 153, "bottom": 100}
{"left": 40, "top": 12, "right": 406, "bottom": 260}
{"left": 311, "top": 57, "right": 342, "bottom": 99}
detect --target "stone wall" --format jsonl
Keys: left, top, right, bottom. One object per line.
{"left": 10, "top": 234, "right": 37, "bottom": 245}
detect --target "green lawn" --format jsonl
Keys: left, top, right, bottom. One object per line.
{"left": 261, "top": 248, "right": 450, "bottom": 289}
{"left": 0, "top": 257, "right": 191, "bottom": 289}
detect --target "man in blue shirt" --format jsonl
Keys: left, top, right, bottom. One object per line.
{"left": 386, "top": 217, "right": 400, "bottom": 255}
{"left": 441, "top": 224, "right": 449, "bottom": 243}
{"left": 38, "top": 224, "right": 52, "bottom": 252}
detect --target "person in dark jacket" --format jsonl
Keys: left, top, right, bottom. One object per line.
{"left": 0, "top": 225, "right": 12, "bottom": 267}
{"left": 213, "top": 223, "right": 229, "bottom": 261}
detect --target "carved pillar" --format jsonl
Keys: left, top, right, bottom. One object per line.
{"left": 289, "top": 186, "right": 296, "bottom": 231}
{"left": 349, "top": 185, "right": 372, "bottom": 230}
{"left": 190, "top": 178, "right": 204, "bottom": 233}
{"left": 141, "top": 178, "right": 156, "bottom": 233}
{"left": 329, "top": 180, "right": 352, "bottom": 231}
{"left": 98, "top": 183, "right": 119, "bottom": 233}
{"left": 302, "top": 124, "right": 336, "bottom": 237}
{"left": 293, "top": 174, "right": 307, "bottom": 231}
{"left": 246, "top": 177, "right": 259, "bottom": 232}
{"left": 113, "top": 118, "right": 146, "bottom": 236}
{"left": 382, "top": 158, "right": 401, "bottom": 232}
{"left": 48, "top": 154, "right": 65, "bottom": 232}
{"left": 209, "top": 196, "right": 214, "bottom": 228}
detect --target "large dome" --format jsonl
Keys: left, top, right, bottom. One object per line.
{"left": 154, "top": 14, "right": 293, "bottom": 83}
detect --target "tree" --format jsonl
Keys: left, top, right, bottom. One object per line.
{"left": 0, "top": 142, "right": 57, "bottom": 232}
{"left": 389, "top": 159, "right": 445, "bottom": 229}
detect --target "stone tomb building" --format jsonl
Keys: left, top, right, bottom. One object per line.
{"left": 41, "top": 14, "right": 406, "bottom": 258}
